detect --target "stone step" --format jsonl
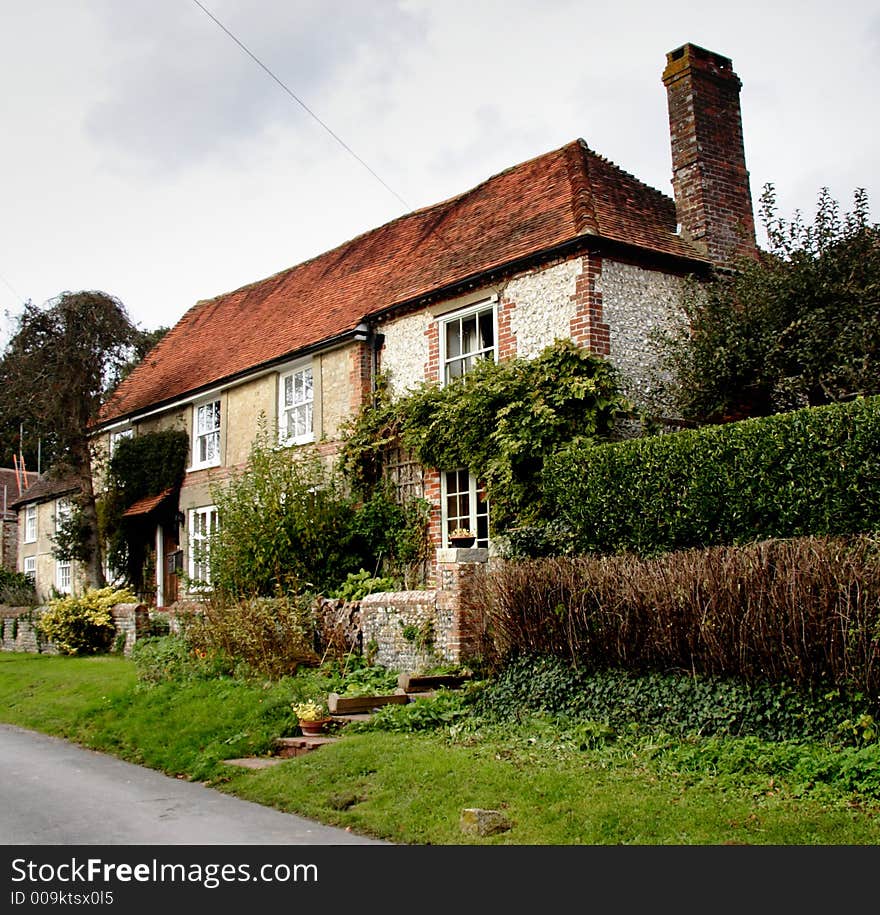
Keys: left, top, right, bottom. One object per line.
{"left": 274, "top": 735, "right": 339, "bottom": 758}
{"left": 222, "top": 757, "right": 286, "bottom": 769}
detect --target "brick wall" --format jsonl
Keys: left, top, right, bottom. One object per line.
{"left": 663, "top": 43, "right": 757, "bottom": 266}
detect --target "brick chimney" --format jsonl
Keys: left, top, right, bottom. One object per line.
{"left": 662, "top": 43, "right": 757, "bottom": 266}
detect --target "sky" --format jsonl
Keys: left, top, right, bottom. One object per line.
{"left": 1, "top": 0, "right": 878, "bottom": 348}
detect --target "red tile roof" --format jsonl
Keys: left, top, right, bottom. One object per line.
{"left": 122, "top": 488, "right": 175, "bottom": 518}
{"left": 98, "top": 139, "right": 705, "bottom": 425}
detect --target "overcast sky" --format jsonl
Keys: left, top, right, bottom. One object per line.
{"left": 1, "top": 0, "right": 878, "bottom": 347}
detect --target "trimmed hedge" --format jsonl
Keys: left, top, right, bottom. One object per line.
{"left": 466, "top": 536, "right": 880, "bottom": 694}
{"left": 544, "top": 394, "right": 880, "bottom": 556}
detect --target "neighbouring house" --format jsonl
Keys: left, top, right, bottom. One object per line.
{"left": 91, "top": 43, "right": 757, "bottom": 606}
{"left": 1, "top": 466, "right": 39, "bottom": 575}
{"left": 10, "top": 473, "right": 82, "bottom": 601}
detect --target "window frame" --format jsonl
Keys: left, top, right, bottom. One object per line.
{"left": 278, "top": 362, "right": 315, "bottom": 446}
{"left": 56, "top": 557, "right": 72, "bottom": 594}
{"left": 440, "top": 469, "right": 489, "bottom": 549}
{"left": 192, "top": 399, "right": 222, "bottom": 469}
{"left": 110, "top": 426, "right": 133, "bottom": 456}
{"left": 188, "top": 505, "right": 219, "bottom": 588}
{"left": 23, "top": 556, "right": 36, "bottom": 581}
{"left": 55, "top": 497, "right": 71, "bottom": 534}
{"left": 438, "top": 298, "right": 498, "bottom": 385}
{"left": 24, "top": 504, "right": 37, "bottom": 543}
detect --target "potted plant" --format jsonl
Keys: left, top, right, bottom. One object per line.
{"left": 292, "top": 699, "right": 332, "bottom": 736}
{"left": 449, "top": 526, "right": 476, "bottom": 548}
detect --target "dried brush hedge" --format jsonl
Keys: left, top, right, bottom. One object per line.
{"left": 465, "top": 535, "right": 880, "bottom": 694}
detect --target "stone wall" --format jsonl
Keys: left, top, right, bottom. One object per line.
{"left": 359, "top": 590, "right": 443, "bottom": 671}
{"left": 1, "top": 606, "right": 58, "bottom": 654}
{"left": 0, "top": 602, "right": 149, "bottom": 657}
{"left": 602, "top": 258, "right": 689, "bottom": 417}
{"left": 1, "top": 550, "right": 486, "bottom": 673}
{"left": 1, "top": 516, "right": 17, "bottom": 573}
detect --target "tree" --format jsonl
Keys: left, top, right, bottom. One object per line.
{"left": 656, "top": 185, "right": 880, "bottom": 423}
{"left": 205, "top": 432, "right": 423, "bottom": 598}
{"left": 0, "top": 291, "right": 145, "bottom": 587}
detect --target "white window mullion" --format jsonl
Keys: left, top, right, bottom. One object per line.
{"left": 439, "top": 299, "right": 497, "bottom": 385}
{"left": 188, "top": 505, "right": 219, "bottom": 587}
{"left": 192, "top": 400, "right": 221, "bottom": 469}
{"left": 24, "top": 504, "right": 37, "bottom": 543}
{"left": 441, "top": 470, "right": 489, "bottom": 548}
{"left": 279, "top": 364, "right": 314, "bottom": 445}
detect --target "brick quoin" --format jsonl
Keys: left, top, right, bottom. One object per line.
{"left": 570, "top": 254, "right": 610, "bottom": 356}
{"left": 496, "top": 297, "right": 517, "bottom": 360}
{"left": 425, "top": 321, "right": 439, "bottom": 382}
{"left": 423, "top": 470, "right": 443, "bottom": 584}
{"left": 348, "top": 341, "right": 372, "bottom": 414}
{"left": 662, "top": 43, "right": 757, "bottom": 266}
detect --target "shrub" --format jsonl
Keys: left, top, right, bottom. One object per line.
{"left": 328, "top": 569, "right": 397, "bottom": 602}
{"left": 475, "top": 655, "right": 878, "bottom": 744}
{"left": 544, "top": 394, "right": 880, "bottom": 556}
{"left": 351, "top": 689, "right": 478, "bottom": 734}
{"left": 38, "top": 586, "right": 136, "bottom": 655}
{"left": 206, "top": 432, "right": 422, "bottom": 597}
{"left": 0, "top": 568, "right": 37, "bottom": 606}
{"left": 184, "top": 594, "right": 319, "bottom": 680}
{"left": 130, "top": 634, "right": 230, "bottom": 684}
{"left": 466, "top": 535, "right": 880, "bottom": 694}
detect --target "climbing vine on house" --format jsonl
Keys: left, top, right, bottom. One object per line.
{"left": 99, "top": 429, "right": 190, "bottom": 585}
{"left": 340, "top": 339, "right": 633, "bottom": 535}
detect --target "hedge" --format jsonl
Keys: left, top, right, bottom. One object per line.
{"left": 465, "top": 537, "right": 880, "bottom": 695}
{"left": 543, "top": 394, "right": 880, "bottom": 556}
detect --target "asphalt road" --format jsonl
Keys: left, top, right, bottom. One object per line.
{"left": 0, "top": 724, "right": 385, "bottom": 845}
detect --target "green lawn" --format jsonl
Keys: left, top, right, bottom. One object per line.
{"left": 2, "top": 652, "right": 879, "bottom": 845}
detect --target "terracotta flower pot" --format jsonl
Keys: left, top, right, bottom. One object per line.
{"left": 299, "top": 718, "right": 331, "bottom": 736}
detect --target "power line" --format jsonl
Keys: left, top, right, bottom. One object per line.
{"left": 0, "top": 269, "right": 26, "bottom": 306}
{"left": 190, "top": 0, "right": 411, "bottom": 212}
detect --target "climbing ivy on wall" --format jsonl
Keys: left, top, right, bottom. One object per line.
{"left": 99, "top": 429, "right": 190, "bottom": 585}
{"left": 340, "top": 339, "right": 633, "bottom": 533}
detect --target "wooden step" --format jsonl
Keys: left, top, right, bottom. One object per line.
{"left": 327, "top": 692, "right": 409, "bottom": 715}
{"left": 397, "top": 672, "right": 472, "bottom": 693}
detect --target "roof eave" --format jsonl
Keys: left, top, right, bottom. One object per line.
{"left": 95, "top": 232, "right": 709, "bottom": 432}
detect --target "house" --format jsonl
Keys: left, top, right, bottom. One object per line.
{"left": 92, "top": 43, "right": 757, "bottom": 605}
{"left": 10, "top": 473, "right": 82, "bottom": 601}
{"left": 1, "top": 466, "right": 39, "bottom": 576}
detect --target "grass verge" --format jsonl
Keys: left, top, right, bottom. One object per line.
{"left": 1, "top": 653, "right": 879, "bottom": 845}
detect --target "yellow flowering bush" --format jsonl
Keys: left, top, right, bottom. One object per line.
{"left": 291, "top": 699, "right": 328, "bottom": 721}
{"left": 38, "top": 586, "right": 136, "bottom": 655}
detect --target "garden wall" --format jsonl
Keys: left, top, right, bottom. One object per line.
{"left": 314, "top": 548, "right": 488, "bottom": 671}
{"left": 1, "top": 551, "right": 487, "bottom": 672}
{"left": 0, "top": 603, "right": 150, "bottom": 657}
